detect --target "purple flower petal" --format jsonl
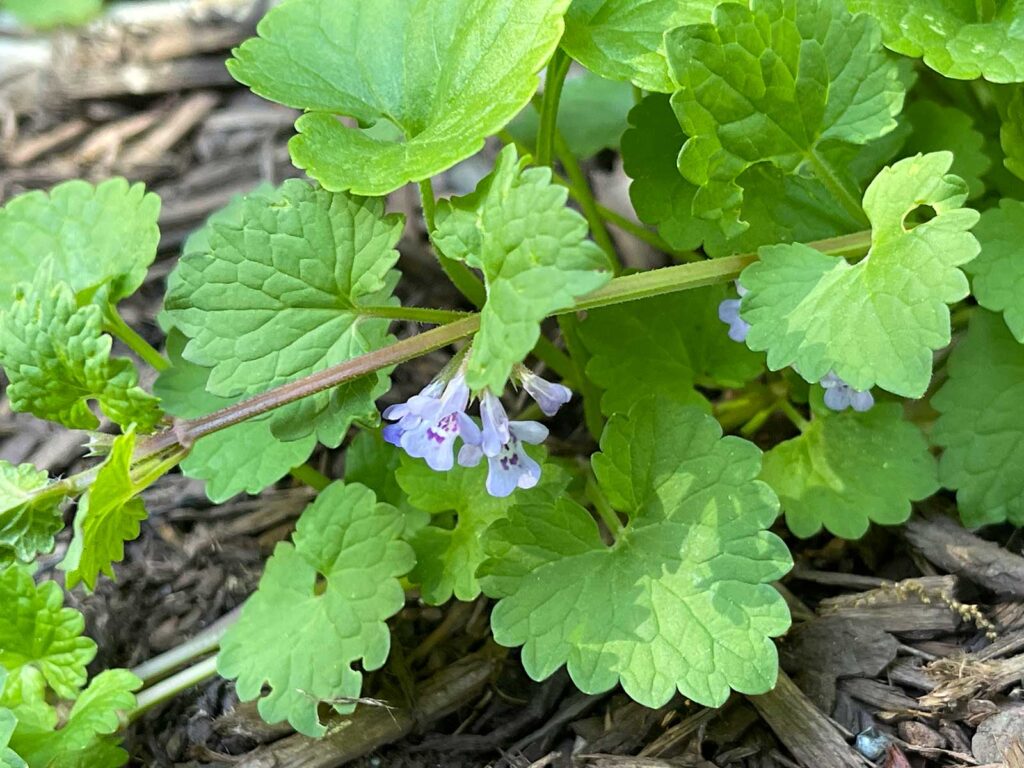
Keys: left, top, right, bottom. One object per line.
{"left": 483, "top": 437, "right": 542, "bottom": 498}
{"left": 717, "top": 298, "right": 750, "bottom": 343}
{"left": 481, "top": 390, "right": 510, "bottom": 456}
{"left": 458, "top": 442, "right": 484, "bottom": 468}
{"left": 509, "top": 420, "right": 548, "bottom": 444}
{"left": 820, "top": 371, "right": 874, "bottom": 413}
{"left": 519, "top": 368, "right": 573, "bottom": 416}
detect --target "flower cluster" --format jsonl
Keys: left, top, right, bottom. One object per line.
{"left": 383, "top": 363, "right": 571, "bottom": 497}
{"left": 718, "top": 283, "right": 874, "bottom": 412}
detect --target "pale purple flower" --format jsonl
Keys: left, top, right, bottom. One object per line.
{"left": 820, "top": 372, "right": 874, "bottom": 412}
{"left": 383, "top": 373, "right": 481, "bottom": 471}
{"left": 459, "top": 421, "right": 548, "bottom": 497}
{"left": 718, "top": 281, "right": 750, "bottom": 343}
{"left": 480, "top": 390, "right": 511, "bottom": 456}
{"left": 517, "top": 366, "right": 572, "bottom": 417}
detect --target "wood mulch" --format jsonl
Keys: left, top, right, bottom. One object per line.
{"left": 3, "top": 2, "right": 1024, "bottom": 766}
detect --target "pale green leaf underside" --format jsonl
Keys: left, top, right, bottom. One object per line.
{"left": 217, "top": 482, "right": 414, "bottom": 737}
{"left": 434, "top": 145, "right": 611, "bottom": 392}
{"left": 0, "top": 462, "right": 64, "bottom": 566}
{"left": 740, "top": 152, "right": 979, "bottom": 397}
{"left": 163, "top": 179, "right": 398, "bottom": 436}
{"left": 0, "top": 708, "right": 25, "bottom": 768}
{"left": 761, "top": 403, "right": 938, "bottom": 539}
{"left": 480, "top": 402, "right": 791, "bottom": 708}
{"left": 933, "top": 310, "right": 1024, "bottom": 527}
{"left": 61, "top": 430, "right": 149, "bottom": 589}
{"left": 154, "top": 331, "right": 316, "bottom": 503}
{"left": 562, "top": 0, "right": 739, "bottom": 92}
{"left": 0, "top": 274, "right": 161, "bottom": 432}
{"left": 580, "top": 286, "right": 764, "bottom": 416}
{"left": 847, "top": 0, "right": 1024, "bottom": 83}
{"left": 621, "top": 94, "right": 863, "bottom": 257}
{"left": 0, "top": 566, "right": 96, "bottom": 702}
{"left": 903, "top": 100, "right": 991, "bottom": 199}
{"left": 0, "top": 178, "right": 159, "bottom": 310}
{"left": 8, "top": 669, "right": 140, "bottom": 768}
{"left": 228, "top": 0, "right": 569, "bottom": 195}
{"left": 667, "top": 0, "right": 905, "bottom": 236}
{"left": 967, "top": 199, "right": 1024, "bottom": 343}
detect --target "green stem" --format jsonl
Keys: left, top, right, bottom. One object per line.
{"left": 554, "top": 134, "right": 620, "bottom": 271}
{"left": 102, "top": 304, "right": 168, "bottom": 372}
{"left": 130, "top": 656, "right": 219, "bottom": 720}
{"left": 131, "top": 609, "right": 237, "bottom": 685}
{"left": 289, "top": 462, "right": 331, "bottom": 491}
{"left": 806, "top": 150, "right": 869, "bottom": 227}
{"left": 595, "top": 203, "right": 702, "bottom": 261}
{"left": 119, "top": 230, "right": 870, "bottom": 471}
{"left": 536, "top": 48, "right": 571, "bottom": 168}
{"left": 360, "top": 305, "right": 472, "bottom": 324}
{"left": 778, "top": 400, "right": 810, "bottom": 433}
{"left": 418, "top": 179, "right": 487, "bottom": 308}
{"left": 586, "top": 475, "right": 623, "bottom": 541}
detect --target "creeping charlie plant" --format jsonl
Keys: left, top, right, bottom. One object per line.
{"left": 2, "top": 0, "right": 1024, "bottom": 759}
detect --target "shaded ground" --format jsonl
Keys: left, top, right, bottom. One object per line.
{"left": 3, "top": 2, "right": 1024, "bottom": 766}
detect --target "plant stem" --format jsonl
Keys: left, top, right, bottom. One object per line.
{"left": 289, "top": 462, "right": 331, "bottom": 491}
{"left": 418, "top": 179, "right": 487, "bottom": 308}
{"left": 595, "top": 203, "right": 700, "bottom": 260}
{"left": 554, "top": 134, "right": 620, "bottom": 271}
{"left": 778, "top": 400, "right": 810, "bottom": 433}
{"left": 102, "top": 304, "right": 168, "bottom": 372}
{"left": 586, "top": 475, "right": 623, "bottom": 540}
{"left": 121, "top": 229, "right": 870, "bottom": 470}
{"left": 806, "top": 150, "right": 869, "bottom": 227}
{"left": 131, "top": 608, "right": 238, "bottom": 685}
{"left": 536, "top": 48, "right": 570, "bottom": 168}
{"left": 130, "top": 656, "right": 219, "bottom": 720}
{"left": 360, "top": 305, "right": 472, "bottom": 324}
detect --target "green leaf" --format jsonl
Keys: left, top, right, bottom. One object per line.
{"left": 621, "top": 94, "right": 863, "bottom": 257}
{"left": 0, "top": 272, "right": 162, "bottom": 432}
{"left": 396, "top": 452, "right": 568, "bottom": 604}
{"left": 0, "top": 462, "right": 65, "bottom": 566}
{"left": 1002, "top": 87, "right": 1024, "bottom": 182}
{"left": 9, "top": 669, "right": 140, "bottom": 768}
{"left": 902, "top": 101, "right": 991, "bottom": 199}
{"left": 667, "top": 0, "right": 906, "bottom": 236}
{"left": 761, "top": 403, "right": 938, "bottom": 539}
{"left": 562, "top": 0, "right": 739, "bottom": 92}
{"left": 61, "top": 429, "right": 151, "bottom": 589}
{"left": 0, "top": 708, "right": 26, "bottom": 768}
{"left": 480, "top": 402, "right": 792, "bottom": 708}
{"left": 580, "top": 286, "right": 764, "bottom": 416}
{"left": 966, "top": 199, "right": 1024, "bottom": 343}
{"left": 740, "top": 152, "right": 980, "bottom": 398}
{"left": 3, "top": 0, "right": 101, "bottom": 28}
{"left": 0, "top": 178, "right": 159, "bottom": 311}
{"left": 846, "top": 0, "right": 1024, "bottom": 83}
{"left": 933, "top": 310, "right": 1024, "bottom": 527}
{"left": 506, "top": 71, "right": 634, "bottom": 159}
{"left": 434, "top": 145, "right": 611, "bottom": 392}
{"left": 228, "top": 0, "right": 569, "bottom": 195}
{"left": 163, "top": 179, "right": 399, "bottom": 443}
{"left": 344, "top": 430, "right": 418, "bottom": 517}
{"left": 154, "top": 330, "right": 316, "bottom": 502}
{"left": 0, "top": 566, "right": 96, "bottom": 701}
{"left": 217, "top": 482, "right": 414, "bottom": 737}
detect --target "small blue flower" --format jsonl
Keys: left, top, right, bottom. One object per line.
{"left": 459, "top": 420, "right": 547, "bottom": 497}
{"left": 517, "top": 366, "right": 572, "bottom": 417}
{"left": 480, "top": 389, "right": 511, "bottom": 456}
{"left": 820, "top": 371, "right": 874, "bottom": 412}
{"left": 718, "top": 282, "right": 750, "bottom": 343}
{"left": 383, "top": 372, "right": 481, "bottom": 471}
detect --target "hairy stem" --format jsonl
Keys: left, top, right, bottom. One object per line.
{"left": 120, "top": 230, "right": 871, "bottom": 476}
{"left": 360, "top": 305, "right": 472, "bottom": 324}
{"left": 536, "top": 48, "right": 570, "bottom": 168}
{"left": 102, "top": 304, "right": 168, "bottom": 372}
{"left": 595, "top": 203, "right": 701, "bottom": 261}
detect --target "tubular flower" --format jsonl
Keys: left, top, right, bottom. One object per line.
{"left": 820, "top": 371, "right": 874, "bottom": 412}
{"left": 516, "top": 365, "right": 572, "bottom": 416}
{"left": 717, "top": 282, "right": 750, "bottom": 343}
{"left": 459, "top": 420, "right": 548, "bottom": 497}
